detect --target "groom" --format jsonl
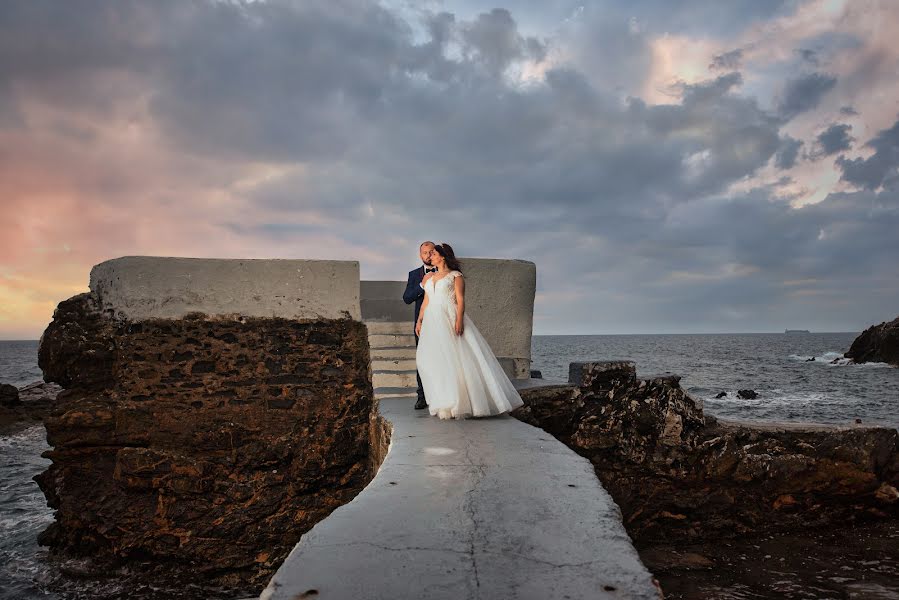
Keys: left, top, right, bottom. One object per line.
{"left": 403, "top": 241, "right": 437, "bottom": 410}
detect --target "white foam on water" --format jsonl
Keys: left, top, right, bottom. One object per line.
{"left": 787, "top": 351, "right": 894, "bottom": 368}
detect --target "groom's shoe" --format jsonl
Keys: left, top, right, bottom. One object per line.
{"left": 414, "top": 397, "right": 428, "bottom": 410}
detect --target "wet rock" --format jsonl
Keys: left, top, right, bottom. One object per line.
{"left": 0, "top": 381, "right": 63, "bottom": 435}
{"left": 529, "top": 369, "right": 543, "bottom": 379}
{"left": 715, "top": 392, "right": 727, "bottom": 399}
{"left": 34, "top": 292, "right": 375, "bottom": 591}
{"left": 736, "top": 389, "right": 758, "bottom": 399}
{"left": 514, "top": 361, "right": 899, "bottom": 546}
{"left": 0, "top": 383, "right": 20, "bottom": 407}
{"left": 845, "top": 315, "right": 899, "bottom": 366}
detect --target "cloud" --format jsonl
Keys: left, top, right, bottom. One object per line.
{"left": 0, "top": 0, "right": 897, "bottom": 338}
{"left": 813, "top": 123, "right": 853, "bottom": 157}
{"left": 775, "top": 135, "right": 803, "bottom": 169}
{"left": 837, "top": 117, "right": 899, "bottom": 190}
{"left": 777, "top": 72, "right": 837, "bottom": 120}
{"left": 709, "top": 48, "right": 744, "bottom": 71}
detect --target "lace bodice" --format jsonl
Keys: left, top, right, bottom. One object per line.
{"left": 425, "top": 270, "right": 462, "bottom": 307}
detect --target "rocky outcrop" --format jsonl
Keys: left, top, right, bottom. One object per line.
{"left": 0, "top": 381, "right": 62, "bottom": 435}
{"left": 34, "top": 292, "right": 375, "bottom": 591}
{"left": 0, "top": 382, "right": 20, "bottom": 406}
{"left": 844, "top": 315, "right": 899, "bottom": 366}
{"left": 513, "top": 361, "right": 899, "bottom": 545}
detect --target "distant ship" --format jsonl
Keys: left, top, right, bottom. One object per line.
{"left": 785, "top": 329, "right": 810, "bottom": 334}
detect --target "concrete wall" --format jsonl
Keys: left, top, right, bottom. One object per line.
{"left": 360, "top": 258, "right": 537, "bottom": 379}
{"left": 360, "top": 281, "right": 409, "bottom": 322}
{"left": 90, "top": 256, "right": 361, "bottom": 321}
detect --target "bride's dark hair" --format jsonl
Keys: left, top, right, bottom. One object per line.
{"left": 433, "top": 243, "right": 462, "bottom": 272}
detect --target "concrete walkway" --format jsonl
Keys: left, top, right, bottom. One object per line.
{"left": 259, "top": 394, "right": 661, "bottom": 599}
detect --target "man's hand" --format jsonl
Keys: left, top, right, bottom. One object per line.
{"left": 454, "top": 318, "right": 464, "bottom": 336}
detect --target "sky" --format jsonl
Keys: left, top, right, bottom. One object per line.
{"left": 1, "top": 0, "right": 898, "bottom": 339}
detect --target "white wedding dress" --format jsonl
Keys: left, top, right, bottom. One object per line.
{"left": 416, "top": 270, "right": 524, "bottom": 419}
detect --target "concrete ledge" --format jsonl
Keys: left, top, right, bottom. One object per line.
{"left": 89, "top": 256, "right": 360, "bottom": 321}
{"left": 259, "top": 398, "right": 661, "bottom": 599}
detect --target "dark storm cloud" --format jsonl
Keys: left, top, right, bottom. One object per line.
{"left": 458, "top": 8, "right": 546, "bottom": 75}
{"left": 777, "top": 72, "right": 837, "bottom": 120}
{"left": 775, "top": 135, "right": 803, "bottom": 169}
{"left": 797, "top": 48, "right": 819, "bottom": 66}
{"left": 837, "top": 118, "right": 899, "bottom": 190}
{"left": 2, "top": 0, "right": 896, "bottom": 333}
{"left": 813, "top": 123, "right": 853, "bottom": 157}
{"left": 840, "top": 105, "right": 859, "bottom": 116}
{"left": 710, "top": 49, "right": 743, "bottom": 71}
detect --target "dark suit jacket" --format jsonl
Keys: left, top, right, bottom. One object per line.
{"left": 403, "top": 266, "right": 426, "bottom": 331}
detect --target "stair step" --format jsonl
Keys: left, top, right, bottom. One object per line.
{"left": 372, "top": 358, "right": 417, "bottom": 371}
{"left": 364, "top": 321, "right": 412, "bottom": 335}
{"left": 368, "top": 333, "right": 416, "bottom": 349}
{"left": 371, "top": 350, "right": 417, "bottom": 362}
{"left": 373, "top": 371, "right": 418, "bottom": 388}
{"left": 374, "top": 387, "right": 417, "bottom": 398}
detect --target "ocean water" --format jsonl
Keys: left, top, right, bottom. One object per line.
{"left": 1, "top": 333, "right": 897, "bottom": 598}
{"left": 532, "top": 332, "right": 899, "bottom": 429}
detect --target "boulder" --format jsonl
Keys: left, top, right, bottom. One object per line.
{"left": 0, "top": 383, "right": 20, "bottom": 407}
{"left": 736, "top": 389, "right": 758, "bottom": 399}
{"left": 845, "top": 315, "right": 899, "bottom": 366}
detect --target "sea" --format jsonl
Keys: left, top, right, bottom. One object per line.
{"left": 2, "top": 333, "right": 897, "bottom": 599}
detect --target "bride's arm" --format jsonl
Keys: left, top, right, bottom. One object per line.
{"left": 453, "top": 274, "right": 465, "bottom": 335}
{"left": 416, "top": 290, "right": 429, "bottom": 336}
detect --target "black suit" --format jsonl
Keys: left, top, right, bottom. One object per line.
{"left": 403, "top": 266, "right": 429, "bottom": 402}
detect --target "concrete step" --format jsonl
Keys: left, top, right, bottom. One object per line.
{"left": 364, "top": 321, "right": 412, "bottom": 335}
{"left": 372, "top": 370, "right": 418, "bottom": 389}
{"left": 373, "top": 387, "right": 417, "bottom": 398}
{"left": 371, "top": 358, "right": 417, "bottom": 372}
{"left": 370, "top": 347, "right": 416, "bottom": 360}
{"left": 368, "top": 333, "right": 416, "bottom": 349}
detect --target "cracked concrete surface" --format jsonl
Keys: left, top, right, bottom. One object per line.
{"left": 259, "top": 397, "right": 661, "bottom": 599}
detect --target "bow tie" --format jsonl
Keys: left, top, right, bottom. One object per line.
{"left": 425, "top": 267, "right": 437, "bottom": 273}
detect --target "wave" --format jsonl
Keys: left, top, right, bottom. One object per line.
{"left": 787, "top": 352, "right": 893, "bottom": 367}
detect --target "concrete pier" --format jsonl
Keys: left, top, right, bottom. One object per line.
{"left": 259, "top": 391, "right": 662, "bottom": 600}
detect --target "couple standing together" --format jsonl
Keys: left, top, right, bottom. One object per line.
{"left": 402, "top": 241, "right": 524, "bottom": 420}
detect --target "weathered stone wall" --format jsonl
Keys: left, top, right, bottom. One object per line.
{"left": 514, "top": 361, "right": 899, "bottom": 545}
{"left": 90, "top": 256, "right": 361, "bottom": 321}
{"left": 34, "top": 258, "right": 375, "bottom": 591}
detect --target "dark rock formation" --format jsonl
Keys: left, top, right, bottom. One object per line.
{"left": 34, "top": 292, "right": 375, "bottom": 591}
{"left": 0, "top": 381, "right": 62, "bottom": 435}
{"left": 0, "top": 382, "right": 20, "bottom": 407}
{"left": 513, "top": 361, "right": 899, "bottom": 545}
{"left": 529, "top": 369, "right": 543, "bottom": 379}
{"left": 715, "top": 391, "right": 727, "bottom": 399}
{"left": 736, "top": 389, "right": 757, "bottom": 399}
{"left": 845, "top": 315, "right": 899, "bottom": 366}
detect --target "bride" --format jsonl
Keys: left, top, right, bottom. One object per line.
{"left": 415, "top": 243, "right": 524, "bottom": 420}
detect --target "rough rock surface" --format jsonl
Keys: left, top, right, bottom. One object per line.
{"left": 0, "top": 382, "right": 20, "bottom": 406}
{"left": 513, "top": 361, "right": 899, "bottom": 545}
{"left": 844, "top": 314, "right": 899, "bottom": 366}
{"left": 34, "top": 292, "right": 375, "bottom": 591}
{"left": 0, "top": 381, "right": 62, "bottom": 434}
